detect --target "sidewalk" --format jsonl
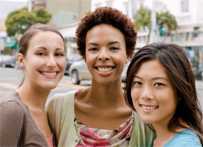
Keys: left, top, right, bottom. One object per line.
{"left": 196, "top": 80, "right": 203, "bottom": 90}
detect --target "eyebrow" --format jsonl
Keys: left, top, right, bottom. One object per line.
{"left": 133, "top": 75, "right": 168, "bottom": 81}
{"left": 87, "top": 42, "right": 98, "bottom": 46}
{"left": 32, "top": 46, "right": 64, "bottom": 51}
{"left": 32, "top": 46, "right": 47, "bottom": 50}
{"left": 87, "top": 41, "right": 120, "bottom": 46}
{"left": 108, "top": 41, "right": 120, "bottom": 46}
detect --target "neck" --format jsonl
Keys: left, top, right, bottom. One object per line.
{"left": 17, "top": 81, "right": 49, "bottom": 110}
{"left": 86, "top": 81, "right": 126, "bottom": 108}
{"left": 153, "top": 123, "right": 174, "bottom": 146}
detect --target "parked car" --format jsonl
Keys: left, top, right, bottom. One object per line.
{"left": 68, "top": 60, "right": 91, "bottom": 84}
{"left": 0, "top": 55, "right": 16, "bottom": 68}
{"left": 64, "top": 54, "right": 82, "bottom": 75}
{"left": 68, "top": 59, "right": 129, "bottom": 85}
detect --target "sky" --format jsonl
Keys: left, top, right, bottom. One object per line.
{"left": 0, "top": 0, "right": 28, "bottom": 31}
{"left": 0, "top": 0, "right": 27, "bottom": 1}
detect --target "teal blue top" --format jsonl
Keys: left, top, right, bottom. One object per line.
{"left": 165, "top": 129, "right": 202, "bottom": 147}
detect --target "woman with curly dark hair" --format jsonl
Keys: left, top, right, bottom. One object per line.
{"left": 47, "top": 7, "right": 154, "bottom": 147}
{"left": 125, "top": 43, "right": 203, "bottom": 146}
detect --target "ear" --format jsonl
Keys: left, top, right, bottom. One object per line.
{"left": 17, "top": 53, "right": 25, "bottom": 69}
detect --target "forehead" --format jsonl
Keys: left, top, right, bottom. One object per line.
{"left": 26, "top": 31, "right": 64, "bottom": 54}
{"left": 86, "top": 24, "right": 125, "bottom": 44}
{"left": 136, "top": 60, "right": 168, "bottom": 78}
{"left": 28, "top": 31, "right": 64, "bottom": 48}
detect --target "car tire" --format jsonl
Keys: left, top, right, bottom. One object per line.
{"left": 71, "top": 70, "right": 80, "bottom": 85}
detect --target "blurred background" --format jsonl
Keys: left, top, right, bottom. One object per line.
{"left": 0, "top": 0, "right": 203, "bottom": 81}
{"left": 0, "top": 0, "right": 202, "bottom": 101}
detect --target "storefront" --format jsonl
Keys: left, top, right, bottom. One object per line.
{"left": 185, "top": 46, "right": 203, "bottom": 80}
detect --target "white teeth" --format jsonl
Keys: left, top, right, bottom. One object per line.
{"left": 41, "top": 72, "right": 57, "bottom": 78}
{"left": 97, "top": 67, "right": 113, "bottom": 72}
{"left": 140, "top": 104, "right": 158, "bottom": 113}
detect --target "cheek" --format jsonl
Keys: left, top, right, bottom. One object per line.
{"left": 60, "top": 59, "right": 66, "bottom": 68}
{"left": 85, "top": 53, "right": 96, "bottom": 62}
{"left": 24, "top": 60, "right": 38, "bottom": 70}
{"left": 131, "top": 89, "right": 139, "bottom": 106}
{"left": 57, "top": 58, "right": 66, "bottom": 67}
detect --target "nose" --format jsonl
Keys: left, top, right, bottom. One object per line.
{"left": 98, "top": 48, "right": 110, "bottom": 61}
{"left": 47, "top": 55, "right": 57, "bottom": 67}
{"left": 140, "top": 85, "right": 154, "bottom": 101}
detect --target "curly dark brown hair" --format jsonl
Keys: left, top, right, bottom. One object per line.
{"left": 76, "top": 7, "right": 137, "bottom": 58}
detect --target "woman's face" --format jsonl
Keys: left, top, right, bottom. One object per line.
{"left": 18, "top": 31, "right": 65, "bottom": 90}
{"left": 131, "top": 59, "right": 177, "bottom": 127}
{"left": 85, "top": 24, "right": 128, "bottom": 84}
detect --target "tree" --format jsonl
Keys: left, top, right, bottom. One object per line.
{"left": 5, "top": 8, "right": 51, "bottom": 36}
{"left": 134, "top": 6, "right": 151, "bottom": 31}
{"left": 5, "top": 8, "right": 34, "bottom": 36}
{"left": 156, "top": 11, "right": 177, "bottom": 36}
{"left": 134, "top": 6, "right": 177, "bottom": 42}
{"left": 32, "top": 9, "right": 52, "bottom": 24}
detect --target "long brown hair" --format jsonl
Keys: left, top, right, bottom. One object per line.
{"left": 18, "top": 23, "right": 65, "bottom": 86}
{"left": 19, "top": 23, "right": 64, "bottom": 56}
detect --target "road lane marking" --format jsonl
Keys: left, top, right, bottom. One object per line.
{"left": 0, "top": 83, "right": 17, "bottom": 90}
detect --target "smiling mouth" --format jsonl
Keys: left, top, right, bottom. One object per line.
{"left": 39, "top": 71, "right": 59, "bottom": 79}
{"left": 96, "top": 66, "right": 114, "bottom": 72}
{"left": 139, "top": 104, "right": 159, "bottom": 113}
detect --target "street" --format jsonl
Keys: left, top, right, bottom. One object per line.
{"left": 0, "top": 67, "right": 87, "bottom": 97}
{"left": 0, "top": 67, "right": 203, "bottom": 110}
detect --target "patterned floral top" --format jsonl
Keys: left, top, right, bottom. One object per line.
{"left": 74, "top": 115, "right": 134, "bottom": 147}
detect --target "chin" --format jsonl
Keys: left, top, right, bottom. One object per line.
{"left": 137, "top": 114, "right": 154, "bottom": 123}
{"left": 40, "top": 83, "right": 58, "bottom": 90}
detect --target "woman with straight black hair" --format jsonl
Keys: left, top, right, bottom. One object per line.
{"left": 125, "top": 43, "right": 203, "bottom": 146}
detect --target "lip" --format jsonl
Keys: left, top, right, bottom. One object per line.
{"left": 139, "top": 103, "right": 159, "bottom": 113}
{"left": 39, "top": 70, "right": 60, "bottom": 79}
{"left": 94, "top": 65, "right": 115, "bottom": 77}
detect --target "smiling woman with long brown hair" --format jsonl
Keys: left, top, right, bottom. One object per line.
{"left": 0, "top": 24, "right": 65, "bottom": 147}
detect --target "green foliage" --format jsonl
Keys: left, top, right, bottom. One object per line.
{"left": 134, "top": 6, "right": 151, "bottom": 30}
{"left": 156, "top": 11, "right": 177, "bottom": 35}
{"left": 2, "top": 47, "right": 14, "bottom": 54}
{"left": 5, "top": 8, "right": 34, "bottom": 36}
{"left": 5, "top": 8, "right": 52, "bottom": 36}
{"left": 134, "top": 7, "right": 177, "bottom": 36}
{"left": 32, "top": 9, "right": 51, "bottom": 24}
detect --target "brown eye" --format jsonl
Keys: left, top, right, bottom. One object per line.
{"left": 154, "top": 82, "right": 165, "bottom": 88}
{"left": 88, "top": 47, "right": 98, "bottom": 52}
{"left": 55, "top": 52, "right": 64, "bottom": 56}
{"left": 36, "top": 52, "right": 45, "bottom": 56}
{"left": 110, "top": 47, "right": 119, "bottom": 51}
{"left": 132, "top": 80, "right": 142, "bottom": 87}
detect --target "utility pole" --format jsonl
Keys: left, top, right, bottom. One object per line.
{"left": 27, "top": 0, "right": 32, "bottom": 12}
{"left": 149, "top": 0, "right": 157, "bottom": 43}
{"left": 127, "top": 0, "right": 133, "bottom": 20}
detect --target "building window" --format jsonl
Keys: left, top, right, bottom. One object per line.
{"left": 181, "top": 0, "right": 189, "bottom": 13}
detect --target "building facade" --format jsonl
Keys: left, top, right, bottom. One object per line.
{"left": 46, "top": 0, "right": 203, "bottom": 79}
